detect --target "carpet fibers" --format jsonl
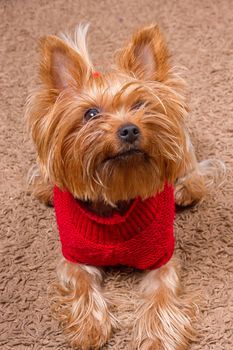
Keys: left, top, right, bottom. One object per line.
{"left": 1, "top": 0, "right": 233, "bottom": 349}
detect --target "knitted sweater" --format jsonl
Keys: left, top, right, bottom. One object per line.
{"left": 54, "top": 184, "right": 175, "bottom": 270}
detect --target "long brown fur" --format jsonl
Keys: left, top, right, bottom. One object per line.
{"left": 133, "top": 259, "right": 197, "bottom": 350}
{"left": 26, "top": 24, "right": 212, "bottom": 349}
{"left": 51, "top": 259, "right": 115, "bottom": 350}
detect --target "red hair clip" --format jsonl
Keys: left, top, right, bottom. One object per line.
{"left": 92, "top": 71, "right": 100, "bottom": 78}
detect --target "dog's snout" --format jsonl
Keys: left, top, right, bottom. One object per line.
{"left": 118, "top": 123, "right": 140, "bottom": 143}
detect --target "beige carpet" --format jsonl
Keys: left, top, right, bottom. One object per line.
{"left": 1, "top": 0, "right": 233, "bottom": 349}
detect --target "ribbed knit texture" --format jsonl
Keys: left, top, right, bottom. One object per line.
{"left": 54, "top": 183, "right": 175, "bottom": 270}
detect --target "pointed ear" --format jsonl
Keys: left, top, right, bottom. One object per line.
{"left": 117, "top": 25, "right": 170, "bottom": 82}
{"left": 39, "top": 35, "right": 89, "bottom": 91}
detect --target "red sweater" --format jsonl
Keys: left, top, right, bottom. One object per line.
{"left": 54, "top": 184, "right": 175, "bottom": 270}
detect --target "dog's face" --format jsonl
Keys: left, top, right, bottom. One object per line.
{"left": 27, "top": 25, "right": 187, "bottom": 204}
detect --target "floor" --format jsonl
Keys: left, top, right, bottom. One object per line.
{"left": 1, "top": 0, "right": 233, "bottom": 349}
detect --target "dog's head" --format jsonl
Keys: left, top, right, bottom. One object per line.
{"left": 27, "top": 24, "right": 187, "bottom": 205}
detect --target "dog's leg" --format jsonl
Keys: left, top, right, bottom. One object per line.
{"left": 53, "top": 258, "right": 114, "bottom": 350}
{"left": 28, "top": 164, "right": 53, "bottom": 205}
{"left": 175, "top": 131, "right": 207, "bottom": 207}
{"left": 32, "top": 176, "right": 54, "bottom": 206}
{"left": 133, "top": 259, "right": 196, "bottom": 350}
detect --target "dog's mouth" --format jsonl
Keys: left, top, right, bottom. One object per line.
{"left": 105, "top": 149, "right": 147, "bottom": 162}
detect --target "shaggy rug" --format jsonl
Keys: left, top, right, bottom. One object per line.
{"left": 1, "top": 0, "right": 233, "bottom": 349}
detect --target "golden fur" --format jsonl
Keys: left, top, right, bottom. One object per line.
{"left": 26, "top": 24, "right": 213, "bottom": 349}
{"left": 51, "top": 259, "right": 115, "bottom": 350}
{"left": 26, "top": 24, "right": 192, "bottom": 205}
{"left": 133, "top": 260, "right": 197, "bottom": 350}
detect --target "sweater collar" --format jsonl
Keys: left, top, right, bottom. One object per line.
{"left": 66, "top": 192, "right": 141, "bottom": 225}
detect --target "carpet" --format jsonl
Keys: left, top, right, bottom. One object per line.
{"left": 1, "top": 0, "right": 233, "bottom": 349}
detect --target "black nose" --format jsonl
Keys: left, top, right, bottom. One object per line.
{"left": 118, "top": 123, "right": 140, "bottom": 143}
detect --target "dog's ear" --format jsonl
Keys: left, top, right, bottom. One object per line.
{"left": 39, "top": 35, "right": 90, "bottom": 92}
{"left": 117, "top": 25, "right": 170, "bottom": 82}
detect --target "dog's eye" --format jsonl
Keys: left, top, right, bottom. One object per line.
{"left": 131, "top": 101, "right": 145, "bottom": 110}
{"left": 84, "top": 108, "right": 100, "bottom": 121}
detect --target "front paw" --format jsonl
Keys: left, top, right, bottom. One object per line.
{"left": 132, "top": 294, "right": 196, "bottom": 350}
{"left": 52, "top": 261, "right": 114, "bottom": 350}
{"left": 175, "top": 181, "right": 196, "bottom": 207}
{"left": 66, "top": 310, "right": 112, "bottom": 350}
{"left": 175, "top": 173, "right": 206, "bottom": 207}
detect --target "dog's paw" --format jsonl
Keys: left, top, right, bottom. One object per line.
{"left": 175, "top": 181, "right": 197, "bottom": 207}
{"left": 132, "top": 295, "right": 196, "bottom": 350}
{"left": 52, "top": 261, "right": 115, "bottom": 350}
{"left": 175, "top": 172, "right": 206, "bottom": 207}
{"left": 62, "top": 289, "right": 114, "bottom": 349}
{"left": 32, "top": 177, "right": 54, "bottom": 206}
{"left": 66, "top": 308, "right": 113, "bottom": 350}
{"left": 132, "top": 338, "right": 162, "bottom": 350}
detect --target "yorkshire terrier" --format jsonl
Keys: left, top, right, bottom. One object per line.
{"left": 26, "top": 24, "right": 212, "bottom": 350}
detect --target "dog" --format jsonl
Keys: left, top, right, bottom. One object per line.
{"left": 26, "top": 24, "right": 211, "bottom": 350}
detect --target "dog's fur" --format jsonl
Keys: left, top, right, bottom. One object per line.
{"left": 26, "top": 24, "right": 211, "bottom": 349}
